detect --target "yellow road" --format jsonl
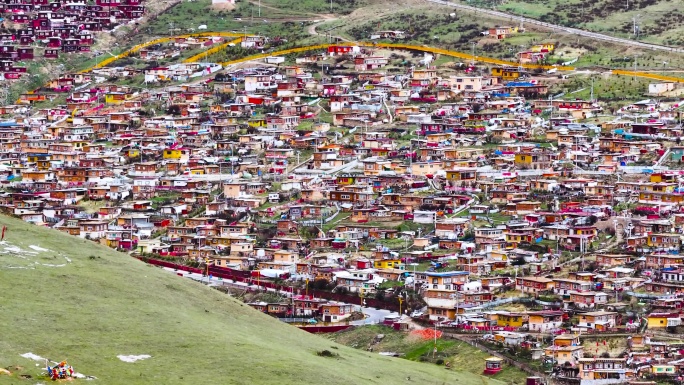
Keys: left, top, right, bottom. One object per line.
{"left": 183, "top": 37, "right": 243, "bottom": 63}
{"left": 219, "top": 42, "right": 684, "bottom": 83}
{"left": 78, "top": 37, "right": 684, "bottom": 83}
{"left": 78, "top": 32, "right": 247, "bottom": 73}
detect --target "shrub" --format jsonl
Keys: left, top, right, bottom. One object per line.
{"left": 316, "top": 350, "right": 338, "bottom": 358}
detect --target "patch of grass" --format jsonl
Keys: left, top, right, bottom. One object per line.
{"left": 77, "top": 200, "right": 108, "bottom": 214}
{"left": 0, "top": 214, "right": 499, "bottom": 385}
{"left": 377, "top": 280, "right": 405, "bottom": 290}
{"left": 471, "top": 0, "right": 684, "bottom": 46}
{"left": 323, "top": 212, "right": 351, "bottom": 231}
{"left": 330, "top": 326, "right": 530, "bottom": 384}
{"left": 257, "top": 0, "right": 371, "bottom": 16}
{"left": 549, "top": 74, "right": 653, "bottom": 105}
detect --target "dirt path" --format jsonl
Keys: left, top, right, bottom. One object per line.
{"left": 247, "top": 0, "right": 336, "bottom": 19}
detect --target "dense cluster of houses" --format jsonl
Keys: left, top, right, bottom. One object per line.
{"left": 0, "top": 0, "right": 149, "bottom": 78}
{"left": 3, "top": 39, "right": 684, "bottom": 384}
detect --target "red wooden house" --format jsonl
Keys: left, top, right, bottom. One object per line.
{"left": 17, "top": 47, "right": 34, "bottom": 60}
{"left": 0, "top": 61, "right": 15, "bottom": 72}
{"left": 327, "top": 46, "right": 354, "bottom": 55}
{"left": 10, "top": 14, "right": 30, "bottom": 23}
{"left": 95, "top": 0, "right": 122, "bottom": 6}
{"left": 30, "top": 18, "right": 51, "bottom": 30}
{"left": 0, "top": 46, "right": 16, "bottom": 60}
{"left": 119, "top": 5, "right": 143, "bottom": 18}
{"left": 47, "top": 37, "right": 62, "bottom": 48}
{"left": 78, "top": 32, "right": 93, "bottom": 45}
{"left": 18, "top": 35, "right": 34, "bottom": 45}
{"left": 9, "top": 4, "right": 32, "bottom": 13}
{"left": 44, "top": 48, "right": 59, "bottom": 58}
{"left": 54, "top": 27, "right": 72, "bottom": 38}
{"left": 62, "top": 38, "right": 80, "bottom": 52}
{"left": 81, "top": 21, "right": 102, "bottom": 31}
{"left": 63, "top": 2, "right": 87, "bottom": 11}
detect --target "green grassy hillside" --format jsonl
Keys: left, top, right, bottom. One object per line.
{"left": 0, "top": 214, "right": 501, "bottom": 385}
{"left": 330, "top": 326, "right": 533, "bottom": 385}
{"left": 472, "top": 0, "right": 684, "bottom": 46}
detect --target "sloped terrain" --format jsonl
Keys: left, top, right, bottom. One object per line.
{"left": 0, "top": 214, "right": 500, "bottom": 385}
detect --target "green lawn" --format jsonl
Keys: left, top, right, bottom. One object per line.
{"left": 0, "top": 214, "right": 503, "bottom": 385}
{"left": 330, "top": 326, "right": 530, "bottom": 385}
{"left": 323, "top": 212, "right": 351, "bottom": 231}
{"left": 549, "top": 74, "right": 654, "bottom": 104}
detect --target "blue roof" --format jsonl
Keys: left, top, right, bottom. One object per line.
{"left": 506, "top": 82, "right": 535, "bottom": 87}
{"left": 423, "top": 271, "right": 469, "bottom": 277}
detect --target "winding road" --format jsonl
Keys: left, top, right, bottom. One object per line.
{"left": 426, "top": 0, "right": 684, "bottom": 54}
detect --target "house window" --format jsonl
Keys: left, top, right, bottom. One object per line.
{"left": 341, "top": 194, "right": 350, "bottom": 199}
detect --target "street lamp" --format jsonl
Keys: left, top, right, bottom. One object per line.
{"left": 410, "top": 262, "right": 419, "bottom": 291}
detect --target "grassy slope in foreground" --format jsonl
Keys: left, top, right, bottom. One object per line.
{"left": 0, "top": 214, "right": 500, "bottom": 385}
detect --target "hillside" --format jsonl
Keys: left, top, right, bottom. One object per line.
{"left": 0, "top": 214, "right": 501, "bottom": 385}
{"left": 469, "top": 0, "right": 684, "bottom": 46}
{"left": 329, "top": 326, "right": 534, "bottom": 385}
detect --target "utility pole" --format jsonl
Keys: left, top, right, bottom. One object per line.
{"left": 398, "top": 295, "right": 404, "bottom": 316}
{"left": 633, "top": 16, "right": 637, "bottom": 36}
{"left": 580, "top": 237, "right": 585, "bottom": 271}
{"left": 632, "top": 15, "right": 641, "bottom": 38}
{"left": 471, "top": 41, "right": 476, "bottom": 64}
{"left": 633, "top": 55, "right": 637, "bottom": 80}
{"left": 556, "top": 222, "right": 559, "bottom": 256}
{"left": 258, "top": 0, "right": 261, "bottom": 17}
{"left": 455, "top": 292, "right": 460, "bottom": 324}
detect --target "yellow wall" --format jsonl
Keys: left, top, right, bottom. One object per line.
{"left": 374, "top": 259, "right": 401, "bottom": 269}
{"left": 496, "top": 314, "right": 524, "bottom": 327}
{"left": 514, "top": 154, "right": 532, "bottom": 164}
{"left": 163, "top": 149, "right": 182, "bottom": 159}
{"left": 105, "top": 94, "right": 127, "bottom": 104}
{"left": 648, "top": 317, "right": 669, "bottom": 328}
